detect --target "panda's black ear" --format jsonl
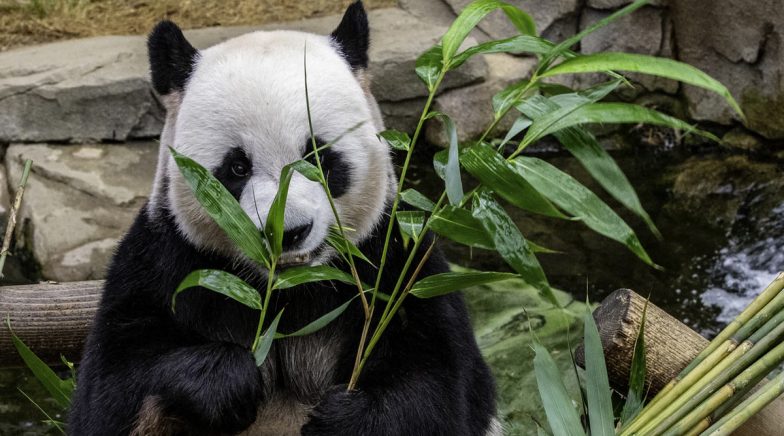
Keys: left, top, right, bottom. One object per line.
{"left": 147, "top": 20, "right": 198, "bottom": 95}
{"left": 331, "top": 1, "right": 369, "bottom": 70}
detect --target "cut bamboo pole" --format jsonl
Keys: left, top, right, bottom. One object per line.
{"left": 0, "top": 280, "right": 103, "bottom": 366}
{"left": 704, "top": 371, "right": 784, "bottom": 435}
{"left": 623, "top": 273, "right": 784, "bottom": 434}
{"left": 584, "top": 287, "right": 784, "bottom": 436}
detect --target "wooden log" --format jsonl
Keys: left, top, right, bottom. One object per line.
{"left": 586, "top": 288, "right": 784, "bottom": 436}
{"left": 0, "top": 280, "right": 102, "bottom": 366}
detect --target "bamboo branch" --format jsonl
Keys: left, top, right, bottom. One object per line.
{"left": 0, "top": 159, "right": 33, "bottom": 278}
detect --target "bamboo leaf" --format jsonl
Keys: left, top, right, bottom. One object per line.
{"left": 542, "top": 52, "right": 744, "bottom": 118}
{"left": 379, "top": 130, "right": 411, "bottom": 152}
{"left": 542, "top": 0, "right": 649, "bottom": 65}
{"left": 531, "top": 102, "right": 719, "bottom": 142}
{"left": 8, "top": 320, "right": 73, "bottom": 409}
{"left": 416, "top": 45, "right": 443, "bottom": 92}
{"left": 584, "top": 308, "right": 615, "bottom": 436}
{"left": 460, "top": 143, "right": 565, "bottom": 218}
{"left": 326, "top": 227, "right": 373, "bottom": 266}
{"left": 265, "top": 165, "right": 295, "bottom": 257}
{"left": 521, "top": 80, "right": 621, "bottom": 148}
{"left": 493, "top": 80, "right": 533, "bottom": 119}
{"left": 432, "top": 113, "right": 464, "bottom": 205}
{"left": 620, "top": 301, "right": 648, "bottom": 426}
{"left": 533, "top": 342, "right": 585, "bottom": 436}
{"left": 452, "top": 35, "right": 553, "bottom": 69}
{"left": 499, "top": 116, "right": 532, "bottom": 149}
{"left": 278, "top": 297, "right": 356, "bottom": 338}
{"left": 430, "top": 205, "right": 494, "bottom": 250}
{"left": 513, "top": 157, "right": 655, "bottom": 266}
{"left": 518, "top": 95, "right": 660, "bottom": 238}
{"left": 170, "top": 148, "right": 270, "bottom": 267}
{"left": 400, "top": 189, "right": 435, "bottom": 212}
{"left": 173, "top": 269, "right": 261, "bottom": 311}
{"left": 472, "top": 191, "right": 556, "bottom": 304}
{"left": 442, "top": 0, "right": 536, "bottom": 63}
{"left": 253, "top": 309, "right": 283, "bottom": 366}
{"left": 290, "top": 159, "right": 322, "bottom": 183}
{"left": 410, "top": 271, "right": 517, "bottom": 298}
{"left": 397, "top": 210, "right": 426, "bottom": 243}
{"left": 273, "top": 265, "right": 356, "bottom": 290}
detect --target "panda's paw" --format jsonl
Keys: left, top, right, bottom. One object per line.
{"left": 301, "top": 385, "right": 370, "bottom": 435}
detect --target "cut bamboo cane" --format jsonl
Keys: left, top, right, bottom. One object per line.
{"left": 661, "top": 340, "right": 784, "bottom": 435}
{"left": 586, "top": 288, "right": 784, "bottom": 436}
{"left": 644, "top": 314, "right": 784, "bottom": 435}
{"left": 623, "top": 274, "right": 784, "bottom": 434}
{"left": 704, "top": 371, "right": 784, "bottom": 435}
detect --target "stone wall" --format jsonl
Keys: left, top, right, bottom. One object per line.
{"left": 0, "top": 0, "right": 780, "bottom": 282}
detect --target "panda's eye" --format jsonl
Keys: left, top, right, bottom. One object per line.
{"left": 231, "top": 162, "right": 249, "bottom": 178}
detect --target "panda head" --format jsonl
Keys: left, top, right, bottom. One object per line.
{"left": 147, "top": 1, "right": 394, "bottom": 267}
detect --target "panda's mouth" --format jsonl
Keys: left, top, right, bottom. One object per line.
{"left": 277, "top": 245, "right": 326, "bottom": 268}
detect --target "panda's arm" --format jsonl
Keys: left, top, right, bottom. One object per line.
{"left": 302, "top": 253, "right": 496, "bottom": 436}
{"left": 73, "top": 311, "right": 265, "bottom": 435}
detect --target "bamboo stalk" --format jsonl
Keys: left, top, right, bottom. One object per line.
{"left": 0, "top": 159, "right": 32, "bottom": 277}
{"left": 703, "top": 371, "right": 784, "bottom": 436}
{"left": 623, "top": 274, "right": 784, "bottom": 435}
{"left": 658, "top": 340, "right": 784, "bottom": 435}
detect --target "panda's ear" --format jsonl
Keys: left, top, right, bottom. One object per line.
{"left": 331, "top": 1, "right": 370, "bottom": 70}
{"left": 147, "top": 20, "right": 198, "bottom": 96}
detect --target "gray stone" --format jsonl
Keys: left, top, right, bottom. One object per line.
{"left": 588, "top": 0, "right": 666, "bottom": 9}
{"left": 5, "top": 142, "right": 156, "bottom": 281}
{"left": 380, "top": 97, "right": 429, "bottom": 133}
{"left": 444, "top": 0, "right": 580, "bottom": 42}
{"left": 671, "top": 0, "right": 784, "bottom": 138}
{"left": 579, "top": 6, "right": 678, "bottom": 94}
{"left": 0, "top": 8, "right": 486, "bottom": 143}
{"left": 398, "top": 0, "right": 457, "bottom": 26}
{"left": 425, "top": 53, "right": 537, "bottom": 146}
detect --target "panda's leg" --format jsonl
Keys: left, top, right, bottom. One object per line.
{"left": 300, "top": 294, "right": 497, "bottom": 436}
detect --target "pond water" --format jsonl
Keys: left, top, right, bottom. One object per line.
{"left": 1, "top": 138, "right": 783, "bottom": 433}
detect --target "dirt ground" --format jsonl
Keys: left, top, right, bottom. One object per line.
{"left": 0, "top": 0, "right": 396, "bottom": 51}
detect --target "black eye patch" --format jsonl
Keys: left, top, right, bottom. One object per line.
{"left": 213, "top": 147, "right": 252, "bottom": 200}
{"left": 304, "top": 137, "right": 352, "bottom": 198}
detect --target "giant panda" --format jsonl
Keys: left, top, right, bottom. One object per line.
{"left": 68, "top": 2, "right": 499, "bottom": 435}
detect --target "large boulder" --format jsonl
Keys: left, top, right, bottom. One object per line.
{"left": 444, "top": 0, "right": 581, "bottom": 41}
{"left": 5, "top": 143, "right": 156, "bottom": 281}
{"left": 0, "top": 8, "right": 486, "bottom": 143}
{"left": 671, "top": 0, "right": 784, "bottom": 139}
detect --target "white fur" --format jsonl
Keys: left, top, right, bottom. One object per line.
{"left": 149, "top": 30, "right": 394, "bottom": 263}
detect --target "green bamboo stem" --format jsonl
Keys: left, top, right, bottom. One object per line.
{"left": 624, "top": 274, "right": 784, "bottom": 434}
{"left": 656, "top": 337, "right": 784, "bottom": 435}
{"left": 702, "top": 371, "right": 784, "bottom": 436}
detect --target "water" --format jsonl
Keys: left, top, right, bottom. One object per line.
{"left": 2, "top": 140, "right": 783, "bottom": 432}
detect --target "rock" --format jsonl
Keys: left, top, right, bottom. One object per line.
{"left": 671, "top": 0, "right": 784, "bottom": 138}
{"left": 721, "top": 128, "right": 764, "bottom": 153}
{"left": 0, "top": 8, "right": 486, "bottom": 143}
{"left": 397, "top": 0, "right": 457, "bottom": 26}
{"left": 444, "top": 0, "right": 580, "bottom": 42}
{"left": 664, "top": 155, "right": 784, "bottom": 230}
{"left": 5, "top": 143, "right": 157, "bottom": 281}
{"left": 379, "top": 97, "right": 429, "bottom": 133}
{"left": 425, "top": 53, "right": 537, "bottom": 146}
{"left": 588, "top": 0, "right": 666, "bottom": 8}
{"left": 578, "top": 7, "right": 678, "bottom": 94}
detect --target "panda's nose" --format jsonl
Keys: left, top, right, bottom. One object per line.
{"left": 281, "top": 221, "right": 313, "bottom": 250}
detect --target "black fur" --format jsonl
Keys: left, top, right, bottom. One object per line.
{"left": 305, "top": 138, "right": 352, "bottom": 198}
{"left": 331, "top": 1, "right": 370, "bottom": 70}
{"left": 148, "top": 20, "right": 198, "bottom": 95}
{"left": 68, "top": 202, "right": 496, "bottom": 435}
{"left": 213, "top": 147, "right": 252, "bottom": 200}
